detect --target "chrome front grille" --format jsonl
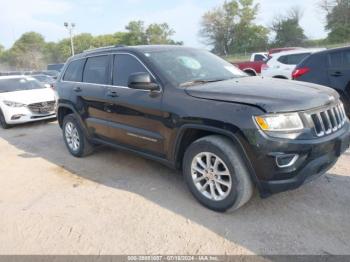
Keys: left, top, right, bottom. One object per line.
{"left": 28, "top": 101, "right": 55, "bottom": 114}
{"left": 308, "top": 103, "right": 347, "bottom": 137}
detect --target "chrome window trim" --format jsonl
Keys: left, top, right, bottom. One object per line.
{"left": 60, "top": 52, "right": 163, "bottom": 93}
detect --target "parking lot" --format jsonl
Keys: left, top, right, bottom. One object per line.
{"left": 0, "top": 121, "right": 349, "bottom": 255}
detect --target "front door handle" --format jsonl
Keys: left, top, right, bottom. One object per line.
{"left": 107, "top": 90, "right": 119, "bottom": 97}
{"left": 73, "top": 86, "right": 82, "bottom": 92}
{"left": 331, "top": 71, "right": 343, "bottom": 77}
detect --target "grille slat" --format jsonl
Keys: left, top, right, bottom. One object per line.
{"left": 28, "top": 101, "right": 55, "bottom": 114}
{"left": 309, "top": 102, "right": 346, "bottom": 137}
{"left": 333, "top": 107, "right": 341, "bottom": 127}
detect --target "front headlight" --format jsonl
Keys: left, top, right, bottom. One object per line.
{"left": 3, "top": 100, "right": 26, "bottom": 108}
{"left": 255, "top": 113, "right": 304, "bottom": 132}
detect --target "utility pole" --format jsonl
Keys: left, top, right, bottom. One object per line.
{"left": 64, "top": 22, "right": 76, "bottom": 56}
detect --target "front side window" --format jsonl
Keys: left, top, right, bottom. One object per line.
{"left": 83, "top": 56, "right": 110, "bottom": 85}
{"left": 63, "top": 59, "right": 85, "bottom": 82}
{"left": 0, "top": 77, "right": 45, "bottom": 93}
{"left": 279, "top": 53, "right": 310, "bottom": 65}
{"left": 254, "top": 54, "right": 266, "bottom": 62}
{"left": 113, "top": 54, "right": 148, "bottom": 86}
{"left": 277, "top": 56, "right": 288, "bottom": 64}
{"left": 144, "top": 49, "right": 246, "bottom": 85}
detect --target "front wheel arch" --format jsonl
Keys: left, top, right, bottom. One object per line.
{"left": 173, "top": 125, "right": 261, "bottom": 191}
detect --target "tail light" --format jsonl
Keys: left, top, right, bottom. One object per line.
{"left": 292, "top": 67, "right": 310, "bottom": 79}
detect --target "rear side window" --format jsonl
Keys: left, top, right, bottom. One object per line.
{"left": 328, "top": 52, "right": 343, "bottom": 68}
{"left": 329, "top": 50, "right": 350, "bottom": 68}
{"left": 113, "top": 54, "right": 148, "bottom": 86}
{"left": 344, "top": 51, "right": 350, "bottom": 68}
{"left": 254, "top": 54, "right": 266, "bottom": 62}
{"left": 83, "top": 56, "right": 110, "bottom": 85}
{"left": 63, "top": 59, "right": 85, "bottom": 82}
{"left": 278, "top": 53, "right": 310, "bottom": 65}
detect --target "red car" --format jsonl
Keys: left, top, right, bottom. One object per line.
{"left": 234, "top": 48, "right": 303, "bottom": 76}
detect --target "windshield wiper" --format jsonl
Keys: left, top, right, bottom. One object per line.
{"left": 180, "top": 78, "right": 231, "bottom": 87}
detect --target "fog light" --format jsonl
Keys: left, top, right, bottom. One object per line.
{"left": 276, "top": 154, "right": 299, "bottom": 168}
{"left": 11, "top": 114, "right": 25, "bottom": 120}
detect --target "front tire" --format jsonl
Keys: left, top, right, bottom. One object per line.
{"left": 62, "top": 114, "right": 94, "bottom": 157}
{"left": 0, "top": 109, "right": 10, "bottom": 129}
{"left": 183, "top": 135, "right": 253, "bottom": 212}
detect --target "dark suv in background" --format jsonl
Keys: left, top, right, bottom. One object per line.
{"left": 293, "top": 46, "right": 350, "bottom": 116}
{"left": 56, "top": 45, "right": 350, "bottom": 212}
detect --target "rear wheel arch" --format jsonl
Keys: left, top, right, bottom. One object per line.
{"left": 273, "top": 75, "right": 288, "bottom": 79}
{"left": 243, "top": 69, "right": 257, "bottom": 76}
{"left": 173, "top": 124, "right": 260, "bottom": 188}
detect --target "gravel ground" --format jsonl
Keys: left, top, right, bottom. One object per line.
{"left": 0, "top": 121, "right": 349, "bottom": 255}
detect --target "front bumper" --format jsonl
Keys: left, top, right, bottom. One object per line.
{"left": 244, "top": 122, "right": 350, "bottom": 197}
{"left": 3, "top": 106, "right": 56, "bottom": 124}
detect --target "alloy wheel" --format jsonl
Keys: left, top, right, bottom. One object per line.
{"left": 65, "top": 122, "right": 80, "bottom": 151}
{"left": 191, "top": 152, "right": 232, "bottom": 201}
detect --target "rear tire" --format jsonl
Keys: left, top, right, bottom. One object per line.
{"left": 62, "top": 114, "right": 94, "bottom": 157}
{"left": 0, "top": 109, "right": 10, "bottom": 129}
{"left": 183, "top": 135, "right": 253, "bottom": 212}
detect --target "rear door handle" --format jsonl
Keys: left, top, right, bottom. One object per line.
{"left": 73, "top": 86, "right": 82, "bottom": 92}
{"left": 331, "top": 71, "right": 343, "bottom": 77}
{"left": 107, "top": 90, "right": 119, "bottom": 97}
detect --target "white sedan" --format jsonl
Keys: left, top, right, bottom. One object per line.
{"left": 261, "top": 48, "right": 325, "bottom": 80}
{"left": 0, "top": 76, "right": 56, "bottom": 129}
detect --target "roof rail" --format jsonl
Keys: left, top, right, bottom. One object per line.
{"left": 83, "top": 44, "right": 127, "bottom": 53}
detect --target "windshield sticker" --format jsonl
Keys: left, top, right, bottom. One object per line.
{"left": 177, "top": 56, "right": 202, "bottom": 70}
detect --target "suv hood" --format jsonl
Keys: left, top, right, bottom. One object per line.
{"left": 0, "top": 88, "right": 55, "bottom": 105}
{"left": 185, "top": 77, "right": 338, "bottom": 113}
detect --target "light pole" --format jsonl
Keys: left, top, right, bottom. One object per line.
{"left": 64, "top": 22, "right": 75, "bottom": 56}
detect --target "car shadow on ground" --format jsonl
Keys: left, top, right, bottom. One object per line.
{"left": 1, "top": 121, "right": 350, "bottom": 255}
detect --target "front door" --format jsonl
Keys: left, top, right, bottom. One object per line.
{"left": 103, "top": 53, "right": 165, "bottom": 157}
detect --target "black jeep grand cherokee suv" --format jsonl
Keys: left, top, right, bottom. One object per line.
{"left": 56, "top": 45, "right": 350, "bottom": 212}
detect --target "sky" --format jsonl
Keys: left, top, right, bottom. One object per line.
{"left": 0, "top": 0, "right": 327, "bottom": 49}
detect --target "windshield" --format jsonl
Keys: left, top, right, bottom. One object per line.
{"left": 144, "top": 49, "right": 246, "bottom": 86}
{"left": 32, "top": 75, "right": 53, "bottom": 83}
{"left": 0, "top": 77, "right": 45, "bottom": 93}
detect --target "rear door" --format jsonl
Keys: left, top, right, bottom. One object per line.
{"left": 327, "top": 50, "right": 350, "bottom": 114}
{"left": 80, "top": 55, "right": 113, "bottom": 139}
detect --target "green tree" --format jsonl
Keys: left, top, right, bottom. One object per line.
{"left": 200, "top": 0, "right": 269, "bottom": 55}
{"left": 146, "top": 23, "right": 176, "bottom": 44}
{"left": 123, "top": 21, "right": 148, "bottom": 45}
{"left": 271, "top": 7, "right": 307, "bottom": 47}
{"left": 320, "top": 0, "right": 350, "bottom": 43}
{"left": 7, "top": 32, "right": 46, "bottom": 70}
{"left": 123, "top": 20, "right": 180, "bottom": 45}
{"left": 1, "top": 20, "right": 181, "bottom": 69}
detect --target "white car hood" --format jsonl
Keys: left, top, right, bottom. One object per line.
{"left": 0, "top": 88, "right": 55, "bottom": 104}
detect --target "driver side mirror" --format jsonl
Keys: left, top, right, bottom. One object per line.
{"left": 128, "top": 72, "right": 159, "bottom": 91}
